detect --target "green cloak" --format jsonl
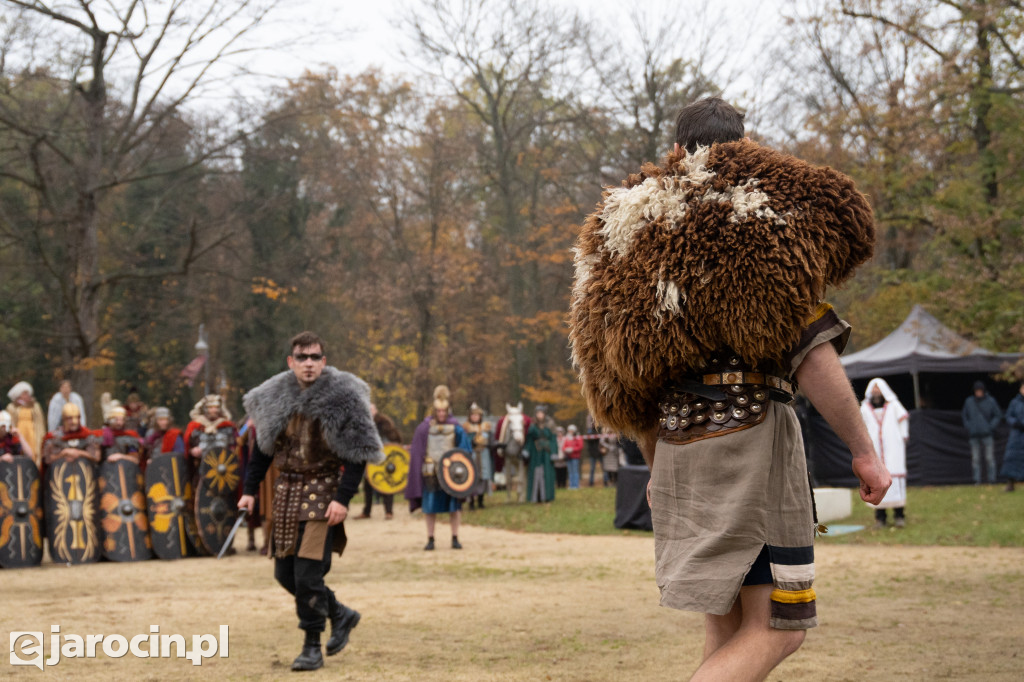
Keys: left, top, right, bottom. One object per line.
{"left": 525, "top": 421, "right": 557, "bottom": 502}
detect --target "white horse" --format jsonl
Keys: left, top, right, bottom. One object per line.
{"left": 496, "top": 403, "right": 528, "bottom": 502}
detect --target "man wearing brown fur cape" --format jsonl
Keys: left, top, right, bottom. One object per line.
{"left": 568, "top": 97, "right": 890, "bottom": 681}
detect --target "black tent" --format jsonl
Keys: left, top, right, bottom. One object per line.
{"left": 840, "top": 305, "right": 1020, "bottom": 408}
{"left": 806, "top": 306, "right": 1021, "bottom": 486}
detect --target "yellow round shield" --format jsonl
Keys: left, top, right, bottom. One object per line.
{"left": 366, "top": 443, "right": 410, "bottom": 495}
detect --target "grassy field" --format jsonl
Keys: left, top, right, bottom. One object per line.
{"left": 817, "top": 484, "right": 1024, "bottom": 547}
{"left": 459, "top": 487, "right": 651, "bottom": 536}
{"left": 422, "top": 484, "right": 1024, "bottom": 547}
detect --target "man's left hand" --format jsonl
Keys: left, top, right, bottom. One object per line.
{"left": 326, "top": 501, "right": 347, "bottom": 526}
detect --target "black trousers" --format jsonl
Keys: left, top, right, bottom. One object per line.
{"left": 360, "top": 477, "right": 393, "bottom": 516}
{"left": 273, "top": 522, "right": 341, "bottom": 633}
{"left": 875, "top": 507, "right": 905, "bottom": 521}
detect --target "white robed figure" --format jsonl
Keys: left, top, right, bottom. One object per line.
{"left": 861, "top": 378, "right": 909, "bottom": 527}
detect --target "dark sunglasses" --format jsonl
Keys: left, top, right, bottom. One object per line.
{"left": 293, "top": 353, "right": 323, "bottom": 362}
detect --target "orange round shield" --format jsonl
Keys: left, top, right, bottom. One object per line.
{"left": 438, "top": 449, "right": 478, "bottom": 499}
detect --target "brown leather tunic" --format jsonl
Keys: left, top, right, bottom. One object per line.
{"left": 270, "top": 413, "right": 346, "bottom": 559}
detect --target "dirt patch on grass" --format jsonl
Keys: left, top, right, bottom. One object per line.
{"left": 3, "top": 512, "right": 1021, "bottom": 680}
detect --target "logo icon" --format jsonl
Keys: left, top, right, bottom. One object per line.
{"left": 10, "top": 631, "right": 43, "bottom": 671}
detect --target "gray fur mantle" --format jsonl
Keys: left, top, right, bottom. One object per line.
{"left": 243, "top": 366, "right": 383, "bottom": 465}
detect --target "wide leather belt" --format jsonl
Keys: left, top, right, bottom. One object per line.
{"left": 658, "top": 384, "right": 769, "bottom": 445}
{"left": 702, "top": 371, "right": 794, "bottom": 398}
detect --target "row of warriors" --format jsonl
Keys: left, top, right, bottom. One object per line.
{"left": 1, "top": 336, "right": 559, "bottom": 671}
{"left": 0, "top": 394, "right": 240, "bottom": 568}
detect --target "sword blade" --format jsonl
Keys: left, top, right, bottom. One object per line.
{"left": 216, "top": 508, "right": 248, "bottom": 559}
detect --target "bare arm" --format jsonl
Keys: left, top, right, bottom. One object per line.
{"left": 795, "top": 342, "right": 891, "bottom": 504}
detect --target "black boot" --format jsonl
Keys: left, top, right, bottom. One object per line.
{"left": 326, "top": 604, "right": 361, "bottom": 656}
{"left": 451, "top": 536, "right": 462, "bottom": 550}
{"left": 424, "top": 537, "right": 435, "bottom": 551}
{"left": 292, "top": 633, "right": 323, "bottom": 672}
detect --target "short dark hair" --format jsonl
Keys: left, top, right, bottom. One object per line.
{"left": 290, "top": 331, "right": 326, "bottom": 355}
{"left": 674, "top": 97, "right": 745, "bottom": 154}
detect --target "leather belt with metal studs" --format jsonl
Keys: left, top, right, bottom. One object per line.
{"left": 657, "top": 352, "right": 798, "bottom": 444}
{"left": 657, "top": 384, "right": 770, "bottom": 445}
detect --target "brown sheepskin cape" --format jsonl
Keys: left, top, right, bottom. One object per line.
{"left": 568, "top": 140, "right": 875, "bottom": 437}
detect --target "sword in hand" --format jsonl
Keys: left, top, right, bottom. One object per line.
{"left": 216, "top": 508, "right": 248, "bottom": 559}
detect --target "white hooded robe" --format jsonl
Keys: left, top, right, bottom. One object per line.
{"left": 861, "top": 378, "right": 909, "bottom": 509}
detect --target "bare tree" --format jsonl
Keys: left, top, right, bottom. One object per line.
{"left": 0, "top": 0, "right": 289, "bottom": 406}
{"left": 400, "top": 0, "right": 590, "bottom": 400}
{"left": 581, "top": 4, "right": 727, "bottom": 176}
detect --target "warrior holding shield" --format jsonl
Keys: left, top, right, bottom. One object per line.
{"left": 185, "top": 395, "right": 236, "bottom": 477}
{"left": 406, "top": 385, "right": 474, "bottom": 550}
{"left": 0, "top": 411, "right": 28, "bottom": 462}
{"left": 0, "top": 407, "right": 45, "bottom": 567}
{"left": 42, "top": 403, "right": 100, "bottom": 466}
{"left": 463, "top": 402, "right": 492, "bottom": 510}
{"left": 355, "top": 404, "right": 403, "bottom": 520}
{"left": 143, "top": 408, "right": 186, "bottom": 461}
{"left": 41, "top": 402, "right": 102, "bottom": 564}
{"left": 99, "top": 404, "right": 142, "bottom": 464}
{"left": 97, "top": 403, "right": 151, "bottom": 562}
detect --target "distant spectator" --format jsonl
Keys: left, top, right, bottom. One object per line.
{"left": 6, "top": 381, "right": 45, "bottom": 466}
{"left": 962, "top": 381, "right": 1002, "bottom": 484}
{"left": 861, "top": 378, "right": 909, "bottom": 528}
{"left": 525, "top": 405, "right": 557, "bottom": 503}
{"left": 585, "top": 414, "right": 602, "bottom": 487}
{"left": 553, "top": 425, "right": 568, "bottom": 489}
{"left": 1000, "top": 381, "right": 1024, "bottom": 492}
{"left": 562, "top": 425, "right": 583, "bottom": 489}
{"left": 47, "top": 380, "right": 87, "bottom": 432}
{"left": 124, "top": 390, "right": 149, "bottom": 436}
{"left": 599, "top": 428, "right": 619, "bottom": 486}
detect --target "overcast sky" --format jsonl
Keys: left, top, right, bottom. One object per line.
{"left": 243, "top": 0, "right": 785, "bottom": 106}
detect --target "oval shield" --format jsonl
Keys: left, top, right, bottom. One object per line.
{"left": 45, "top": 458, "right": 101, "bottom": 564}
{"left": 194, "top": 446, "right": 240, "bottom": 555}
{"left": 437, "top": 449, "right": 478, "bottom": 499}
{"left": 145, "top": 452, "right": 193, "bottom": 560}
{"left": 99, "top": 459, "right": 152, "bottom": 562}
{"left": 0, "top": 458, "right": 44, "bottom": 568}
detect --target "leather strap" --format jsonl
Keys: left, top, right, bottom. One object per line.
{"left": 701, "top": 371, "right": 794, "bottom": 397}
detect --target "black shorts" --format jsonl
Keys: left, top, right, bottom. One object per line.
{"left": 742, "top": 544, "right": 772, "bottom": 586}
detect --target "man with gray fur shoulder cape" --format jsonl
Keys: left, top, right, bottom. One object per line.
{"left": 239, "top": 331, "right": 383, "bottom": 672}
{"left": 568, "top": 97, "right": 891, "bottom": 681}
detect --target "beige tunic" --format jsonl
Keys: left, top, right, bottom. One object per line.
{"left": 651, "top": 402, "right": 813, "bottom": 624}
{"left": 650, "top": 304, "right": 850, "bottom": 630}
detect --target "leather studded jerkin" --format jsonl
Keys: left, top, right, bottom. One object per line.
{"left": 658, "top": 353, "right": 793, "bottom": 446}
{"left": 271, "top": 414, "right": 342, "bottom": 555}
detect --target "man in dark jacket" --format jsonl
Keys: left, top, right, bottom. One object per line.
{"left": 239, "top": 331, "right": 383, "bottom": 671}
{"left": 962, "top": 381, "right": 1002, "bottom": 484}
